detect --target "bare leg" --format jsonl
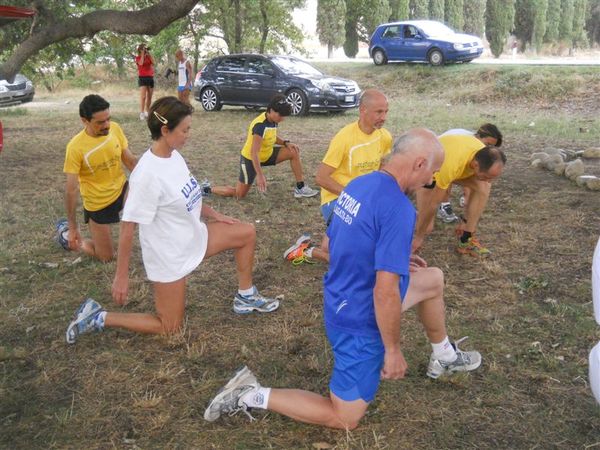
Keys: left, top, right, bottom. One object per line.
{"left": 211, "top": 182, "right": 251, "bottom": 199}
{"left": 275, "top": 146, "right": 304, "bottom": 182}
{"left": 455, "top": 178, "right": 491, "bottom": 233}
{"left": 205, "top": 221, "right": 256, "bottom": 290}
{"left": 268, "top": 390, "right": 368, "bottom": 430}
{"left": 145, "top": 87, "right": 153, "bottom": 114}
{"left": 311, "top": 235, "right": 329, "bottom": 263}
{"left": 80, "top": 220, "right": 115, "bottom": 262}
{"left": 139, "top": 86, "right": 146, "bottom": 114}
{"left": 401, "top": 267, "right": 446, "bottom": 344}
{"left": 105, "top": 278, "right": 186, "bottom": 334}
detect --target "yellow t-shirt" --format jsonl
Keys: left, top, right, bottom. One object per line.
{"left": 63, "top": 122, "right": 128, "bottom": 211}
{"left": 240, "top": 113, "right": 278, "bottom": 162}
{"left": 434, "top": 134, "right": 485, "bottom": 190}
{"left": 320, "top": 122, "right": 392, "bottom": 205}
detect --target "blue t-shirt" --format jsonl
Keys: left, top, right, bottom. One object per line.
{"left": 323, "top": 171, "right": 415, "bottom": 337}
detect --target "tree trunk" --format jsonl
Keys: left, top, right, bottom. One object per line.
{"left": 0, "top": 0, "right": 199, "bottom": 81}
{"left": 233, "top": 0, "right": 243, "bottom": 53}
{"left": 328, "top": 42, "right": 334, "bottom": 58}
{"left": 259, "top": 0, "right": 269, "bottom": 54}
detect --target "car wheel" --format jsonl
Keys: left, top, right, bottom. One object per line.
{"left": 428, "top": 49, "right": 444, "bottom": 66}
{"left": 372, "top": 49, "right": 388, "bottom": 66}
{"left": 286, "top": 89, "right": 308, "bottom": 116}
{"left": 200, "top": 87, "right": 222, "bottom": 112}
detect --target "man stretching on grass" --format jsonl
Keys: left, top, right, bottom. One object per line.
{"left": 204, "top": 129, "right": 482, "bottom": 430}
{"left": 283, "top": 88, "right": 392, "bottom": 264}
{"left": 412, "top": 133, "right": 506, "bottom": 257}
{"left": 58, "top": 94, "right": 137, "bottom": 262}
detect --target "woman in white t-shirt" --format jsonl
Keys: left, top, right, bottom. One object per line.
{"left": 66, "top": 97, "right": 279, "bottom": 343}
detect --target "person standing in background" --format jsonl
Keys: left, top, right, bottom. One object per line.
{"left": 135, "top": 43, "right": 154, "bottom": 120}
{"left": 175, "top": 49, "right": 193, "bottom": 107}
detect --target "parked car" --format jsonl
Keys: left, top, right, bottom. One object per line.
{"left": 0, "top": 73, "right": 35, "bottom": 106}
{"left": 369, "top": 20, "right": 483, "bottom": 66}
{"left": 194, "top": 54, "right": 361, "bottom": 115}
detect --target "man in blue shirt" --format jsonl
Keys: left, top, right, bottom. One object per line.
{"left": 204, "top": 128, "right": 482, "bottom": 430}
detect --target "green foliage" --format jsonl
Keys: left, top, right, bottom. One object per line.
{"left": 390, "top": 0, "right": 411, "bottom": 19}
{"left": 463, "top": 0, "right": 486, "bottom": 36}
{"left": 445, "top": 0, "right": 464, "bottom": 31}
{"left": 411, "top": 0, "right": 429, "bottom": 18}
{"left": 360, "top": 0, "right": 393, "bottom": 39}
{"left": 572, "top": 0, "right": 589, "bottom": 47}
{"left": 317, "top": 0, "right": 347, "bottom": 56}
{"left": 486, "top": 0, "right": 516, "bottom": 57}
{"left": 532, "top": 0, "right": 549, "bottom": 51}
{"left": 343, "top": 20, "right": 360, "bottom": 57}
{"left": 430, "top": 0, "right": 446, "bottom": 20}
{"left": 544, "top": 0, "right": 562, "bottom": 41}
{"left": 559, "top": 0, "right": 575, "bottom": 40}
{"left": 586, "top": 0, "right": 600, "bottom": 44}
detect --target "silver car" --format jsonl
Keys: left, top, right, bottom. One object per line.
{"left": 0, "top": 73, "right": 35, "bottom": 106}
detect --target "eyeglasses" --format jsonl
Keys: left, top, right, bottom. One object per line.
{"left": 153, "top": 111, "right": 168, "bottom": 124}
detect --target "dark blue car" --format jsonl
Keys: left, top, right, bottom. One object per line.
{"left": 369, "top": 20, "right": 483, "bottom": 66}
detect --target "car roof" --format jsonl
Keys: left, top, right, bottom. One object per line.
{"left": 0, "top": 5, "right": 36, "bottom": 28}
{"left": 377, "top": 20, "right": 443, "bottom": 28}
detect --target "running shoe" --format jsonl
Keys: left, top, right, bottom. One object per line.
{"left": 457, "top": 236, "right": 491, "bottom": 258}
{"left": 139, "top": 112, "right": 146, "bottom": 121}
{"left": 294, "top": 185, "right": 319, "bottom": 198}
{"left": 65, "top": 298, "right": 105, "bottom": 344}
{"left": 204, "top": 366, "right": 260, "bottom": 422}
{"left": 56, "top": 218, "right": 70, "bottom": 251}
{"left": 437, "top": 203, "right": 459, "bottom": 223}
{"left": 427, "top": 337, "right": 482, "bottom": 379}
{"left": 283, "top": 233, "right": 311, "bottom": 260}
{"left": 200, "top": 179, "right": 212, "bottom": 197}
{"left": 233, "top": 287, "right": 279, "bottom": 314}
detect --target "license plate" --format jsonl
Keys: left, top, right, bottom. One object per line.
{"left": 469, "top": 48, "right": 477, "bottom": 54}
{"left": 345, "top": 95, "right": 354, "bottom": 102}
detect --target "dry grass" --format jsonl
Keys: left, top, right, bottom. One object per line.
{"left": 1, "top": 64, "right": 599, "bottom": 449}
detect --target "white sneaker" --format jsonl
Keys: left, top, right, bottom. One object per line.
{"left": 437, "top": 203, "right": 459, "bottom": 223}
{"left": 427, "top": 337, "right": 482, "bottom": 379}
{"left": 139, "top": 112, "right": 146, "bottom": 121}
{"left": 459, "top": 196, "right": 466, "bottom": 208}
{"left": 294, "top": 185, "right": 319, "bottom": 198}
{"left": 204, "top": 366, "right": 260, "bottom": 422}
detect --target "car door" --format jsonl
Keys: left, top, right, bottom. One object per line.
{"left": 244, "top": 56, "right": 278, "bottom": 105}
{"left": 214, "top": 56, "right": 247, "bottom": 102}
{"left": 380, "top": 25, "right": 403, "bottom": 59}
{"left": 401, "top": 25, "right": 429, "bottom": 61}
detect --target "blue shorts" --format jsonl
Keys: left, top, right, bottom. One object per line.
{"left": 177, "top": 85, "right": 190, "bottom": 92}
{"left": 326, "top": 327, "right": 384, "bottom": 402}
{"left": 320, "top": 200, "right": 336, "bottom": 225}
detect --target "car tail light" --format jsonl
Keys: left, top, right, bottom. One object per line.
{"left": 195, "top": 66, "right": 206, "bottom": 83}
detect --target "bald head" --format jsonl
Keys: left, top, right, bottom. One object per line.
{"left": 358, "top": 89, "right": 389, "bottom": 133}
{"left": 383, "top": 128, "right": 444, "bottom": 194}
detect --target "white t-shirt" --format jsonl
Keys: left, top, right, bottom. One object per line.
{"left": 593, "top": 237, "right": 600, "bottom": 325}
{"left": 178, "top": 59, "right": 189, "bottom": 87}
{"left": 440, "top": 128, "right": 474, "bottom": 137}
{"left": 123, "top": 149, "right": 207, "bottom": 282}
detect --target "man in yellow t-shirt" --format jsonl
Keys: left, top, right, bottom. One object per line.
{"left": 58, "top": 94, "right": 137, "bottom": 262}
{"left": 283, "top": 89, "right": 392, "bottom": 264}
{"left": 413, "top": 134, "right": 506, "bottom": 257}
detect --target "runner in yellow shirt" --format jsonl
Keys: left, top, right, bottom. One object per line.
{"left": 413, "top": 134, "right": 506, "bottom": 257}
{"left": 283, "top": 89, "right": 392, "bottom": 264}
{"left": 58, "top": 95, "right": 137, "bottom": 262}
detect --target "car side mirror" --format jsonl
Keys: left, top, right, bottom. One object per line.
{"left": 414, "top": 34, "right": 422, "bottom": 40}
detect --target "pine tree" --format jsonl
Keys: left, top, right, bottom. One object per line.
{"left": 486, "top": 0, "right": 516, "bottom": 57}
{"left": 532, "top": 0, "right": 549, "bottom": 51}
{"left": 514, "top": 0, "right": 535, "bottom": 45}
{"left": 586, "top": 0, "right": 600, "bottom": 45}
{"left": 445, "top": 0, "right": 464, "bottom": 31}
{"left": 343, "top": 0, "right": 361, "bottom": 58}
{"left": 430, "top": 0, "right": 445, "bottom": 20}
{"left": 411, "top": 0, "right": 429, "bottom": 18}
{"left": 361, "top": 0, "right": 392, "bottom": 39}
{"left": 390, "top": 0, "right": 411, "bottom": 19}
{"left": 463, "top": 0, "right": 486, "bottom": 36}
{"left": 571, "top": 0, "right": 588, "bottom": 47}
{"left": 559, "top": 0, "right": 574, "bottom": 40}
{"left": 317, "top": 0, "right": 347, "bottom": 58}
{"left": 544, "top": 0, "right": 561, "bottom": 42}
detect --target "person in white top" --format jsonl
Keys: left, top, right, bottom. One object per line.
{"left": 65, "top": 96, "right": 279, "bottom": 344}
{"left": 175, "top": 49, "right": 193, "bottom": 107}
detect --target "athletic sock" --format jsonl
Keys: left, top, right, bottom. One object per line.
{"left": 296, "top": 181, "right": 305, "bottom": 190}
{"left": 238, "top": 286, "right": 255, "bottom": 297}
{"left": 440, "top": 202, "right": 450, "bottom": 208}
{"left": 240, "top": 387, "right": 271, "bottom": 409}
{"left": 304, "top": 246, "right": 314, "bottom": 258}
{"left": 431, "top": 336, "right": 457, "bottom": 363}
{"left": 460, "top": 231, "right": 472, "bottom": 244}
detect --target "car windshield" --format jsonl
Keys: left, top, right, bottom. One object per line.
{"left": 417, "top": 22, "right": 455, "bottom": 37}
{"left": 271, "top": 57, "right": 322, "bottom": 76}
